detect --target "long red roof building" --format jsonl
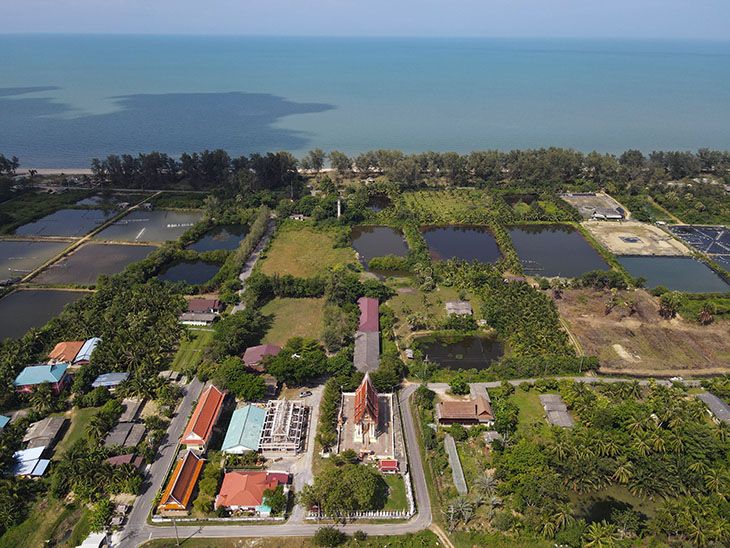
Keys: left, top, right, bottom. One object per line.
{"left": 181, "top": 385, "right": 225, "bottom": 450}
{"left": 357, "top": 297, "right": 379, "bottom": 332}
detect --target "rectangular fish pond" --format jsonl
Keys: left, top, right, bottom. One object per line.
{"left": 94, "top": 210, "right": 202, "bottom": 242}
{"left": 157, "top": 260, "right": 220, "bottom": 285}
{"left": 412, "top": 334, "right": 504, "bottom": 370}
{"left": 351, "top": 225, "right": 409, "bottom": 267}
{"left": 15, "top": 208, "right": 116, "bottom": 237}
{"left": 187, "top": 224, "right": 248, "bottom": 253}
{"left": 618, "top": 256, "right": 730, "bottom": 293}
{"left": 0, "top": 289, "right": 87, "bottom": 341}
{"left": 0, "top": 240, "right": 71, "bottom": 283}
{"left": 33, "top": 243, "right": 157, "bottom": 285}
{"left": 421, "top": 225, "right": 501, "bottom": 263}
{"left": 507, "top": 224, "right": 610, "bottom": 278}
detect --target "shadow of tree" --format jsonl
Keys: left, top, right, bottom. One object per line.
{"left": 0, "top": 87, "right": 335, "bottom": 167}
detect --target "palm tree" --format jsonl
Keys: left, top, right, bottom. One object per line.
{"left": 473, "top": 473, "right": 498, "bottom": 496}
{"left": 552, "top": 503, "right": 575, "bottom": 531}
{"left": 611, "top": 457, "right": 633, "bottom": 484}
{"left": 583, "top": 520, "right": 620, "bottom": 548}
{"left": 30, "top": 383, "right": 54, "bottom": 413}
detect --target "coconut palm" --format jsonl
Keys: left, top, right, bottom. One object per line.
{"left": 611, "top": 457, "right": 633, "bottom": 484}
{"left": 583, "top": 520, "right": 620, "bottom": 548}
{"left": 473, "top": 473, "right": 498, "bottom": 496}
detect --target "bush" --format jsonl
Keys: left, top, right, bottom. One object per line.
{"left": 313, "top": 526, "right": 347, "bottom": 547}
{"left": 353, "top": 530, "right": 367, "bottom": 541}
{"left": 492, "top": 510, "right": 517, "bottom": 531}
{"left": 450, "top": 423, "right": 468, "bottom": 442}
{"left": 450, "top": 376, "right": 470, "bottom": 395}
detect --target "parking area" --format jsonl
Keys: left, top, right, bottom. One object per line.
{"left": 560, "top": 192, "right": 626, "bottom": 220}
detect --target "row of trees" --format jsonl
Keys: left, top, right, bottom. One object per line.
{"left": 0, "top": 154, "right": 19, "bottom": 175}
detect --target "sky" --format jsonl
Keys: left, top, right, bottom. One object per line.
{"left": 1, "top": 0, "right": 729, "bottom": 40}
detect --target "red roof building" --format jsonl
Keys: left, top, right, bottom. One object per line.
{"left": 187, "top": 299, "right": 224, "bottom": 313}
{"left": 105, "top": 453, "right": 145, "bottom": 470}
{"left": 158, "top": 451, "right": 205, "bottom": 514}
{"left": 181, "top": 385, "right": 225, "bottom": 451}
{"left": 379, "top": 459, "right": 399, "bottom": 473}
{"left": 242, "top": 344, "right": 282, "bottom": 366}
{"left": 357, "top": 297, "right": 379, "bottom": 332}
{"left": 436, "top": 396, "right": 495, "bottom": 425}
{"left": 48, "top": 340, "right": 85, "bottom": 364}
{"left": 354, "top": 372, "right": 379, "bottom": 442}
{"left": 215, "top": 471, "right": 289, "bottom": 513}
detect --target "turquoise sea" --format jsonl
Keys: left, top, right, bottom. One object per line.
{"left": 1, "top": 35, "right": 730, "bottom": 167}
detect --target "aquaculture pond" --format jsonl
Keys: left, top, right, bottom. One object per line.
{"left": 351, "top": 225, "right": 409, "bottom": 266}
{"left": 413, "top": 335, "right": 504, "bottom": 370}
{"left": 34, "top": 243, "right": 156, "bottom": 285}
{"left": 618, "top": 256, "right": 730, "bottom": 294}
{"left": 421, "top": 226, "right": 501, "bottom": 263}
{"left": 0, "top": 289, "right": 87, "bottom": 341}
{"left": 0, "top": 240, "right": 70, "bottom": 283}
{"left": 75, "top": 193, "right": 147, "bottom": 207}
{"left": 507, "top": 224, "right": 609, "bottom": 277}
{"left": 188, "top": 224, "right": 248, "bottom": 253}
{"left": 15, "top": 208, "right": 115, "bottom": 237}
{"left": 367, "top": 194, "right": 392, "bottom": 212}
{"left": 94, "top": 210, "right": 202, "bottom": 242}
{"left": 157, "top": 261, "right": 220, "bottom": 285}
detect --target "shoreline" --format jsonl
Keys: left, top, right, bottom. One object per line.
{"left": 17, "top": 168, "right": 94, "bottom": 176}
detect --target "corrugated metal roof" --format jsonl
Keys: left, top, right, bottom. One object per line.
{"left": 74, "top": 337, "right": 101, "bottom": 363}
{"left": 358, "top": 297, "right": 379, "bottom": 332}
{"left": 91, "top": 371, "right": 129, "bottom": 388}
{"left": 354, "top": 330, "right": 379, "bottom": 373}
{"left": 13, "top": 363, "right": 68, "bottom": 386}
{"left": 243, "top": 344, "right": 281, "bottom": 365}
{"left": 182, "top": 385, "right": 225, "bottom": 446}
{"left": 221, "top": 405, "right": 266, "bottom": 453}
{"left": 697, "top": 392, "right": 730, "bottom": 423}
{"left": 0, "top": 415, "right": 10, "bottom": 429}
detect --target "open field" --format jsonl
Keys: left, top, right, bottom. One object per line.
{"left": 0, "top": 497, "right": 87, "bottom": 548}
{"left": 402, "top": 189, "right": 492, "bottom": 223}
{"left": 556, "top": 288, "right": 730, "bottom": 375}
{"left": 260, "top": 297, "right": 325, "bottom": 346}
{"left": 52, "top": 406, "right": 97, "bottom": 456}
{"left": 582, "top": 220, "right": 690, "bottom": 256}
{"left": 383, "top": 474, "right": 408, "bottom": 511}
{"left": 386, "top": 284, "right": 465, "bottom": 341}
{"left": 171, "top": 329, "right": 214, "bottom": 372}
{"left": 559, "top": 192, "right": 626, "bottom": 220}
{"left": 259, "top": 226, "right": 354, "bottom": 277}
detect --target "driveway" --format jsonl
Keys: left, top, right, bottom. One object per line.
{"left": 231, "top": 219, "right": 275, "bottom": 313}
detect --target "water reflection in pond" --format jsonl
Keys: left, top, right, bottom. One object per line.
{"left": 0, "top": 240, "right": 70, "bottom": 283}
{"left": 414, "top": 335, "right": 504, "bottom": 370}
{"left": 618, "top": 256, "right": 730, "bottom": 293}
{"left": 15, "top": 209, "right": 115, "bottom": 237}
{"left": 507, "top": 224, "right": 609, "bottom": 277}
{"left": 367, "top": 195, "right": 392, "bottom": 212}
{"left": 0, "top": 289, "right": 87, "bottom": 340}
{"left": 157, "top": 261, "right": 220, "bottom": 285}
{"left": 351, "top": 225, "right": 408, "bottom": 266}
{"left": 421, "top": 226, "right": 501, "bottom": 263}
{"left": 188, "top": 225, "right": 248, "bottom": 253}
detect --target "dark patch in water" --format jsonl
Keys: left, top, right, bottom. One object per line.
{"left": 157, "top": 260, "right": 220, "bottom": 285}
{"left": 415, "top": 335, "right": 503, "bottom": 370}
{"left": 188, "top": 225, "right": 248, "bottom": 253}
{"left": 0, "top": 290, "right": 86, "bottom": 341}
{"left": 421, "top": 225, "right": 501, "bottom": 263}
{"left": 0, "top": 90, "right": 335, "bottom": 167}
{"left": 351, "top": 225, "right": 408, "bottom": 266}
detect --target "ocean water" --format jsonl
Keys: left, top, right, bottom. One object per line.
{"left": 1, "top": 35, "right": 730, "bottom": 168}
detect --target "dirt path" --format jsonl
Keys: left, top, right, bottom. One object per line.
{"left": 647, "top": 196, "right": 683, "bottom": 224}
{"left": 430, "top": 524, "right": 456, "bottom": 548}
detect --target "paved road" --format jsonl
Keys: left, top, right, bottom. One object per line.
{"left": 125, "top": 384, "right": 432, "bottom": 545}
{"left": 113, "top": 377, "right": 204, "bottom": 548}
{"left": 231, "top": 219, "right": 275, "bottom": 313}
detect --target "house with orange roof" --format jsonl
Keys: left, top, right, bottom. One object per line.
{"left": 354, "top": 372, "right": 379, "bottom": 443}
{"left": 214, "top": 470, "right": 289, "bottom": 514}
{"left": 157, "top": 451, "right": 205, "bottom": 515}
{"left": 48, "top": 340, "right": 85, "bottom": 364}
{"left": 181, "top": 385, "right": 225, "bottom": 452}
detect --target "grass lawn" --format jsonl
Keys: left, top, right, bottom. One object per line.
{"left": 383, "top": 474, "right": 408, "bottom": 511}
{"left": 141, "top": 530, "right": 440, "bottom": 547}
{"left": 386, "top": 285, "right": 464, "bottom": 341}
{"left": 259, "top": 226, "right": 354, "bottom": 277}
{"left": 509, "top": 389, "right": 551, "bottom": 438}
{"left": 171, "top": 328, "right": 214, "bottom": 372}
{"left": 0, "top": 497, "right": 85, "bottom": 548}
{"left": 52, "top": 406, "right": 97, "bottom": 457}
{"left": 260, "top": 297, "right": 325, "bottom": 346}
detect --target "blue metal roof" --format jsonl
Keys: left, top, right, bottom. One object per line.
{"left": 13, "top": 363, "right": 68, "bottom": 387}
{"left": 91, "top": 372, "right": 129, "bottom": 388}
{"left": 0, "top": 415, "right": 9, "bottom": 429}
{"left": 221, "top": 405, "right": 266, "bottom": 453}
{"left": 75, "top": 337, "right": 101, "bottom": 363}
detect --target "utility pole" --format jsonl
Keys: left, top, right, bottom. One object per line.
{"left": 171, "top": 516, "right": 180, "bottom": 546}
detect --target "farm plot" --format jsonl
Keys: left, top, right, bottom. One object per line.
{"left": 402, "top": 189, "right": 495, "bottom": 224}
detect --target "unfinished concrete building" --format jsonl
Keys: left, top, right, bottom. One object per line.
{"left": 258, "top": 399, "right": 308, "bottom": 455}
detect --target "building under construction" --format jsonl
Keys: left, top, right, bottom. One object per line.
{"left": 258, "top": 399, "right": 308, "bottom": 455}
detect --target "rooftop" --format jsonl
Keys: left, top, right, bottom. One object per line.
{"left": 353, "top": 330, "right": 379, "bottom": 373}
{"left": 48, "top": 340, "right": 85, "bottom": 363}
{"left": 215, "top": 471, "right": 285, "bottom": 509}
{"left": 106, "top": 453, "right": 145, "bottom": 469}
{"left": 182, "top": 385, "right": 225, "bottom": 446}
{"left": 187, "top": 298, "right": 223, "bottom": 312}
{"left": 539, "top": 394, "right": 575, "bottom": 428}
{"left": 12, "top": 446, "right": 50, "bottom": 477}
{"left": 437, "top": 396, "right": 494, "bottom": 422}
{"left": 74, "top": 337, "right": 101, "bottom": 363}
{"left": 697, "top": 392, "right": 730, "bottom": 423}
{"left": 358, "top": 297, "right": 379, "bottom": 332}
{"left": 354, "top": 372, "right": 379, "bottom": 425}
{"left": 119, "top": 398, "right": 144, "bottom": 423}
{"left": 159, "top": 451, "right": 205, "bottom": 511}
{"left": 104, "top": 423, "right": 147, "bottom": 448}
{"left": 13, "top": 363, "right": 68, "bottom": 387}
{"left": 91, "top": 372, "right": 129, "bottom": 388}
{"left": 243, "top": 344, "right": 281, "bottom": 365}
{"left": 23, "top": 416, "right": 66, "bottom": 448}
{"left": 221, "top": 404, "right": 266, "bottom": 453}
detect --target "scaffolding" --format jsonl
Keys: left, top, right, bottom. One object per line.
{"left": 259, "top": 399, "right": 308, "bottom": 455}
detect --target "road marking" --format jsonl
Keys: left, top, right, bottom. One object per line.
{"left": 135, "top": 227, "right": 146, "bottom": 241}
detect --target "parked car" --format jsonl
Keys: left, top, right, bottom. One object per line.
{"left": 298, "top": 390, "right": 312, "bottom": 398}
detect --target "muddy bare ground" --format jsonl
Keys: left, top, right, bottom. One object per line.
{"left": 556, "top": 288, "right": 730, "bottom": 376}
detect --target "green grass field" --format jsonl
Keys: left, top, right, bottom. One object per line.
{"left": 402, "top": 189, "right": 494, "bottom": 224}
{"left": 171, "top": 329, "right": 214, "bottom": 372}
{"left": 259, "top": 226, "right": 354, "bottom": 277}
{"left": 509, "top": 389, "right": 551, "bottom": 437}
{"left": 0, "top": 498, "right": 87, "bottom": 548}
{"left": 260, "top": 297, "right": 325, "bottom": 346}
{"left": 52, "top": 406, "right": 97, "bottom": 456}
{"left": 386, "top": 285, "right": 465, "bottom": 340}
{"left": 383, "top": 474, "right": 408, "bottom": 511}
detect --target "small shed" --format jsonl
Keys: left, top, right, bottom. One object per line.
{"left": 445, "top": 300, "right": 472, "bottom": 316}
{"left": 91, "top": 372, "right": 129, "bottom": 391}
{"left": 23, "top": 416, "right": 66, "bottom": 449}
{"left": 379, "top": 459, "right": 399, "bottom": 474}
